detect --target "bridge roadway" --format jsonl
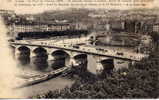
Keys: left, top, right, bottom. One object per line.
{"left": 9, "top": 39, "right": 148, "bottom": 61}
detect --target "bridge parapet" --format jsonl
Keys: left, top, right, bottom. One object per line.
{"left": 9, "top": 40, "right": 150, "bottom": 75}
{"left": 9, "top": 40, "right": 149, "bottom": 61}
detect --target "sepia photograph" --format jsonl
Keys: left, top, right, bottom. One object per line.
{"left": 0, "top": 0, "right": 159, "bottom": 99}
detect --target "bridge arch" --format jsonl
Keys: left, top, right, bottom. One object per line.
{"left": 73, "top": 53, "right": 88, "bottom": 71}
{"left": 33, "top": 47, "right": 47, "bottom": 55}
{"left": 100, "top": 58, "right": 114, "bottom": 74}
{"left": 51, "top": 50, "right": 71, "bottom": 69}
{"left": 51, "top": 50, "right": 70, "bottom": 57}
{"left": 73, "top": 53, "right": 87, "bottom": 59}
{"left": 31, "top": 47, "right": 48, "bottom": 70}
{"left": 18, "top": 46, "right": 31, "bottom": 53}
{"left": 16, "top": 46, "right": 31, "bottom": 66}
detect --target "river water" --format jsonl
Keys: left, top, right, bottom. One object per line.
{"left": 13, "top": 41, "right": 132, "bottom": 97}
{"left": 12, "top": 38, "right": 131, "bottom": 98}
{"left": 12, "top": 51, "right": 101, "bottom": 98}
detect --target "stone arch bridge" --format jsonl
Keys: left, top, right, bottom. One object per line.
{"left": 9, "top": 40, "right": 148, "bottom": 73}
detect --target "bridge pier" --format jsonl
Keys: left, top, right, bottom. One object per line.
{"left": 69, "top": 57, "right": 78, "bottom": 67}
{"left": 131, "top": 61, "right": 135, "bottom": 66}
{"left": 94, "top": 56, "right": 114, "bottom": 76}
{"left": 14, "top": 48, "right": 20, "bottom": 60}
{"left": 47, "top": 54, "right": 55, "bottom": 68}
{"left": 65, "top": 57, "right": 70, "bottom": 67}
{"left": 48, "top": 54, "right": 55, "bottom": 61}
{"left": 96, "top": 62, "right": 104, "bottom": 75}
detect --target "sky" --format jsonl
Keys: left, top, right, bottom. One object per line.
{"left": 0, "top": 0, "right": 159, "bottom": 14}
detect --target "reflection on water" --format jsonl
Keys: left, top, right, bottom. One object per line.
{"left": 13, "top": 47, "right": 130, "bottom": 75}
{"left": 18, "top": 55, "right": 30, "bottom": 66}
{"left": 50, "top": 59, "right": 65, "bottom": 70}
{"left": 17, "top": 56, "right": 67, "bottom": 73}
{"left": 13, "top": 48, "right": 97, "bottom": 73}
{"left": 18, "top": 56, "right": 93, "bottom": 73}
{"left": 13, "top": 51, "right": 76, "bottom": 97}
{"left": 11, "top": 46, "right": 130, "bottom": 97}
{"left": 31, "top": 57, "right": 48, "bottom": 71}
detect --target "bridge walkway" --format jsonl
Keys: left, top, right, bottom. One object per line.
{"left": 10, "top": 40, "right": 148, "bottom": 61}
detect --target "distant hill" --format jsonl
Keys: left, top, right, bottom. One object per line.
{"left": 4, "top": 8, "right": 159, "bottom": 25}
{"left": 28, "top": 8, "right": 159, "bottom": 23}
{"left": 29, "top": 9, "right": 94, "bottom": 24}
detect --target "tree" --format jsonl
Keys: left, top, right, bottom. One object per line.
{"left": 33, "top": 49, "right": 159, "bottom": 99}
